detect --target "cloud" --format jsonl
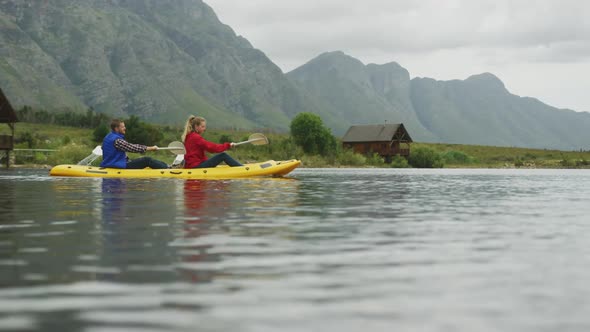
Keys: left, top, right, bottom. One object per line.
{"left": 207, "top": 0, "right": 590, "bottom": 66}
{"left": 206, "top": 0, "right": 590, "bottom": 112}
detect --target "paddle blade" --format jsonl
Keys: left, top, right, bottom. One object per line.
{"left": 166, "top": 141, "right": 186, "bottom": 155}
{"left": 171, "top": 154, "right": 185, "bottom": 167}
{"left": 248, "top": 133, "right": 268, "bottom": 146}
{"left": 92, "top": 145, "right": 103, "bottom": 156}
{"left": 77, "top": 146, "right": 103, "bottom": 165}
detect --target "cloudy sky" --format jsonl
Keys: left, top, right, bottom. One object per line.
{"left": 206, "top": 0, "right": 589, "bottom": 113}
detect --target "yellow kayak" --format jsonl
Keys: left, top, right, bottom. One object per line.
{"left": 49, "top": 159, "right": 301, "bottom": 179}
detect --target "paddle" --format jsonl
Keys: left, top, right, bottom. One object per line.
{"left": 165, "top": 135, "right": 266, "bottom": 167}
{"left": 157, "top": 141, "right": 186, "bottom": 155}
{"left": 233, "top": 133, "right": 269, "bottom": 146}
{"left": 77, "top": 145, "right": 103, "bottom": 166}
{"left": 77, "top": 142, "right": 186, "bottom": 166}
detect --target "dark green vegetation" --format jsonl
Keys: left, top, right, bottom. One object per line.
{"left": 412, "top": 143, "right": 590, "bottom": 168}
{"left": 290, "top": 112, "right": 336, "bottom": 156}
{"left": 3, "top": 119, "right": 590, "bottom": 169}
{"left": 15, "top": 107, "right": 166, "bottom": 146}
{"left": 16, "top": 106, "right": 110, "bottom": 129}
{"left": 0, "top": 117, "right": 385, "bottom": 168}
{"left": 1, "top": 1, "right": 590, "bottom": 151}
{"left": 407, "top": 147, "right": 445, "bottom": 169}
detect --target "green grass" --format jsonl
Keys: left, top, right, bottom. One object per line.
{"left": 415, "top": 142, "right": 590, "bottom": 168}
{"left": 3, "top": 123, "right": 590, "bottom": 168}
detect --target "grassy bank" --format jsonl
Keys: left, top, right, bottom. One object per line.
{"left": 2, "top": 123, "right": 590, "bottom": 168}
{"left": 415, "top": 142, "right": 590, "bottom": 168}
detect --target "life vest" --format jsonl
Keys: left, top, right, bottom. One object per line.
{"left": 100, "top": 132, "right": 127, "bottom": 168}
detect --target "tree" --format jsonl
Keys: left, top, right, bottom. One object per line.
{"left": 93, "top": 125, "right": 109, "bottom": 143}
{"left": 290, "top": 112, "right": 336, "bottom": 155}
{"left": 124, "top": 115, "right": 163, "bottom": 146}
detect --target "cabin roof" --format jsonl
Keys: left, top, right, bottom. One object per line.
{"left": 0, "top": 88, "right": 18, "bottom": 123}
{"left": 342, "top": 124, "right": 412, "bottom": 143}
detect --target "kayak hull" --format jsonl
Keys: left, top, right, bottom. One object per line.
{"left": 49, "top": 159, "right": 301, "bottom": 179}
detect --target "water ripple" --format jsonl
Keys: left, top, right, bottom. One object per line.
{"left": 1, "top": 169, "right": 590, "bottom": 331}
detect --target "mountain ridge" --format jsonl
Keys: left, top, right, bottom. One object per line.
{"left": 289, "top": 51, "right": 590, "bottom": 150}
{"left": 0, "top": 0, "right": 317, "bottom": 130}
{"left": 0, "top": 1, "right": 588, "bottom": 150}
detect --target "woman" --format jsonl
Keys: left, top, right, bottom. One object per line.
{"left": 181, "top": 116, "right": 243, "bottom": 169}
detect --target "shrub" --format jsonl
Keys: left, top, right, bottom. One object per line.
{"left": 390, "top": 155, "right": 410, "bottom": 168}
{"left": 15, "top": 132, "right": 38, "bottom": 148}
{"left": 336, "top": 148, "right": 366, "bottom": 166}
{"left": 559, "top": 158, "right": 576, "bottom": 168}
{"left": 300, "top": 154, "right": 330, "bottom": 167}
{"left": 93, "top": 125, "right": 109, "bottom": 143}
{"left": 408, "top": 147, "right": 444, "bottom": 168}
{"left": 219, "top": 134, "right": 233, "bottom": 143}
{"left": 442, "top": 150, "right": 473, "bottom": 164}
{"left": 47, "top": 144, "right": 94, "bottom": 165}
{"left": 366, "top": 153, "right": 386, "bottom": 167}
{"left": 269, "top": 137, "right": 304, "bottom": 160}
{"left": 124, "top": 115, "right": 164, "bottom": 145}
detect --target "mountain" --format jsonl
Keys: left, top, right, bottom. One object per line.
{"left": 0, "top": 0, "right": 318, "bottom": 129}
{"left": 410, "top": 73, "right": 590, "bottom": 149}
{"left": 1, "top": 1, "right": 588, "bottom": 150}
{"left": 287, "top": 51, "right": 437, "bottom": 141}
{"left": 289, "top": 52, "right": 590, "bottom": 150}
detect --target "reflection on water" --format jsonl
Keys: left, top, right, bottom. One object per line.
{"left": 180, "top": 180, "right": 229, "bottom": 283}
{"left": 1, "top": 168, "right": 590, "bottom": 331}
{"left": 183, "top": 179, "right": 232, "bottom": 222}
{"left": 100, "top": 178, "right": 127, "bottom": 223}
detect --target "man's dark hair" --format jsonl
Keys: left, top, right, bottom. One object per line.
{"left": 110, "top": 119, "right": 123, "bottom": 131}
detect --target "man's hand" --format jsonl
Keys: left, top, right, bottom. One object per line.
{"left": 147, "top": 145, "right": 159, "bottom": 151}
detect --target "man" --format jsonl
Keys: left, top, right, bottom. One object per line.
{"left": 100, "top": 119, "right": 168, "bottom": 169}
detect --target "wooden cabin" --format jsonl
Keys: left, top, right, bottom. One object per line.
{"left": 0, "top": 88, "right": 18, "bottom": 168}
{"left": 342, "top": 123, "right": 412, "bottom": 163}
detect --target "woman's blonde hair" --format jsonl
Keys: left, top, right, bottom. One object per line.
{"left": 181, "top": 115, "right": 206, "bottom": 142}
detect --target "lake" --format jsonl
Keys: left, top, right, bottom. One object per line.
{"left": 1, "top": 168, "right": 589, "bottom": 332}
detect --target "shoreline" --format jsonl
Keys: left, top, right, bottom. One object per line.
{"left": 3, "top": 163, "right": 590, "bottom": 170}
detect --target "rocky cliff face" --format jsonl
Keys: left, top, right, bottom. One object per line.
{"left": 1, "top": 1, "right": 589, "bottom": 149}
{"left": 288, "top": 51, "right": 436, "bottom": 140}
{"left": 410, "top": 73, "right": 590, "bottom": 149}
{"left": 290, "top": 52, "right": 590, "bottom": 150}
{"left": 0, "top": 0, "right": 317, "bottom": 129}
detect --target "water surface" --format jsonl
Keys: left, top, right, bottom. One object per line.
{"left": 1, "top": 168, "right": 589, "bottom": 331}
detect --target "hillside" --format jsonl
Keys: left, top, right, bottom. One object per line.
{"left": 410, "top": 73, "right": 590, "bottom": 150}
{"left": 289, "top": 52, "right": 590, "bottom": 150}
{"left": 1, "top": 1, "right": 589, "bottom": 150}
{"left": 287, "top": 51, "right": 437, "bottom": 140}
{"left": 0, "top": 0, "right": 318, "bottom": 129}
